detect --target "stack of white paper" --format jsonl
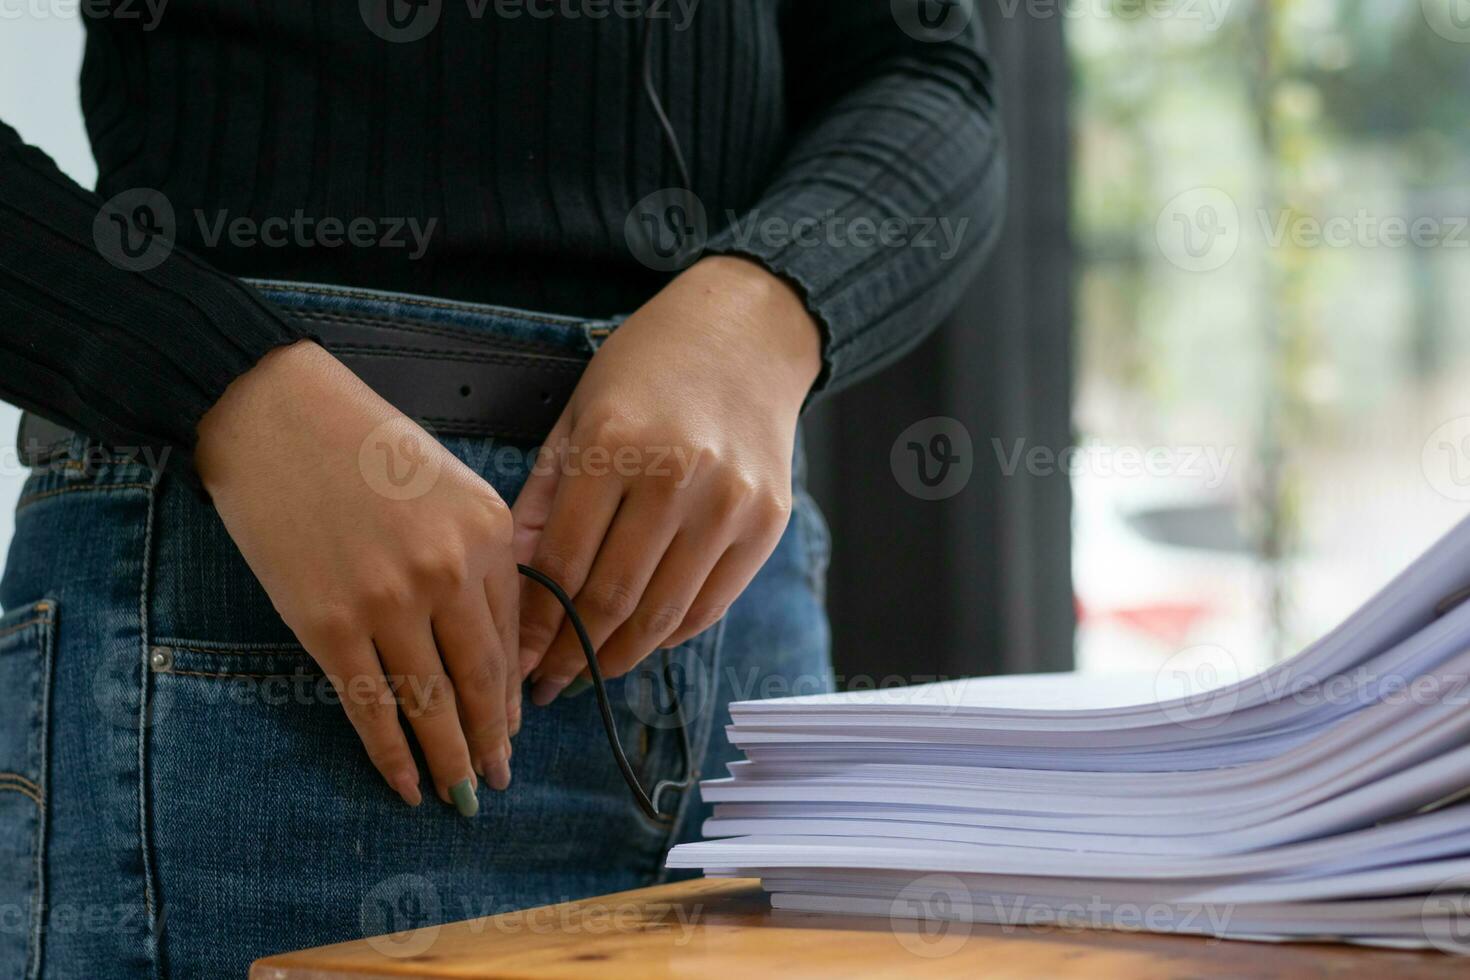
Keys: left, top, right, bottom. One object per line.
{"left": 666, "top": 515, "right": 1470, "bottom": 950}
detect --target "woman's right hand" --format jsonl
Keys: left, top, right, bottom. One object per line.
{"left": 195, "top": 340, "right": 519, "bottom": 814}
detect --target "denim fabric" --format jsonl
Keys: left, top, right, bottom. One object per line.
{"left": 0, "top": 280, "right": 832, "bottom": 979}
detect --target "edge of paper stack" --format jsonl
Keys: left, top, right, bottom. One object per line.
{"left": 666, "top": 515, "right": 1470, "bottom": 952}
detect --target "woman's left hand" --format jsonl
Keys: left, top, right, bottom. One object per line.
{"left": 513, "top": 255, "right": 822, "bottom": 704}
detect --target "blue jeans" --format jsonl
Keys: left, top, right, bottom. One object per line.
{"left": 0, "top": 281, "right": 832, "bottom": 979}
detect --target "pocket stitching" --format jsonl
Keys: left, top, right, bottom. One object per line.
{"left": 0, "top": 599, "right": 55, "bottom": 980}
{"left": 16, "top": 482, "right": 155, "bottom": 512}
{"left": 0, "top": 615, "right": 49, "bottom": 643}
{"left": 0, "top": 775, "right": 42, "bottom": 807}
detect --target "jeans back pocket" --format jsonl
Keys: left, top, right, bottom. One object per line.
{"left": 0, "top": 599, "right": 56, "bottom": 980}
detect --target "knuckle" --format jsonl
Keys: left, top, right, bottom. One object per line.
{"left": 711, "top": 471, "right": 759, "bottom": 519}
{"left": 756, "top": 489, "right": 792, "bottom": 529}
{"left": 361, "top": 577, "right": 417, "bottom": 613}
{"left": 474, "top": 494, "right": 514, "bottom": 544}
{"left": 458, "top": 654, "right": 506, "bottom": 700}
{"left": 583, "top": 579, "right": 641, "bottom": 622}
{"left": 634, "top": 601, "right": 687, "bottom": 641}
{"left": 580, "top": 412, "right": 638, "bottom": 451}
{"left": 402, "top": 674, "right": 456, "bottom": 720}
{"left": 519, "top": 618, "right": 559, "bottom": 652}
{"left": 343, "top": 683, "right": 396, "bottom": 727}
{"left": 534, "top": 549, "right": 582, "bottom": 588}
{"left": 408, "top": 544, "right": 470, "bottom": 590}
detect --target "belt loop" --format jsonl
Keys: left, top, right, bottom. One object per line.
{"left": 583, "top": 317, "right": 623, "bottom": 353}
{"left": 16, "top": 413, "right": 80, "bottom": 475}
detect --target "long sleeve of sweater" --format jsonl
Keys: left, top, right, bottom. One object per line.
{"left": 0, "top": 121, "right": 306, "bottom": 463}
{"left": 706, "top": 1, "right": 1006, "bottom": 395}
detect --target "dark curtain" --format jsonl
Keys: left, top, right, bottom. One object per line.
{"left": 803, "top": 6, "right": 1076, "bottom": 683}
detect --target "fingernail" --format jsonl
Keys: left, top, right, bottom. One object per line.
{"left": 392, "top": 770, "right": 422, "bottom": 808}
{"left": 479, "top": 744, "right": 509, "bottom": 783}
{"left": 531, "top": 677, "right": 568, "bottom": 707}
{"left": 488, "top": 756, "right": 512, "bottom": 792}
{"left": 560, "top": 677, "right": 592, "bottom": 700}
{"left": 449, "top": 777, "right": 479, "bottom": 818}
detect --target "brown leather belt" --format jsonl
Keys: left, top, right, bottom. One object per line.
{"left": 17, "top": 298, "right": 604, "bottom": 469}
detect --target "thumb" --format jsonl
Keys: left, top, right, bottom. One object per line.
{"left": 511, "top": 416, "right": 568, "bottom": 564}
{"left": 511, "top": 417, "right": 568, "bottom": 678}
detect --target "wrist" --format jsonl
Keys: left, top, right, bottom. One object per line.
{"left": 684, "top": 255, "right": 823, "bottom": 403}
{"left": 194, "top": 340, "right": 350, "bottom": 492}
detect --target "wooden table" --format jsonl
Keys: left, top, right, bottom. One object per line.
{"left": 251, "top": 878, "right": 1464, "bottom": 979}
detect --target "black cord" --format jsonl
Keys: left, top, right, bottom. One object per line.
{"left": 641, "top": 9, "right": 693, "bottom": 195}
{"left": 517, "top": 564, "right": 695, "bottom": 821}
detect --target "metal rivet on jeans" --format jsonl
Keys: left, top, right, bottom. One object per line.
{"left": 149, "top": 647, "right": 174, "bottom": 672}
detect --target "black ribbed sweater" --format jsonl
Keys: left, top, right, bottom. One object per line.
{"left": 0, "top": 1, "right": 1004, "bottom": 465}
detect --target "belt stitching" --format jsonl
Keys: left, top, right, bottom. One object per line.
{"left": 328, "top": 343, "right": 585, "bottom": 372}
{"left": 289, "top": 310, "right": 594, "bottom": 354}
{"left": 258, "top": 283, "right": 600, "bottom": 327}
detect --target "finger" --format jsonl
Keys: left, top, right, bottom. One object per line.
{"left": 516, "top": 465, "right": 623, "bottom": 676}
{"left": 316, "top": 640, "right": 423, "bottom": 807}
{"left": 511, "top": 418, "right": 568, "bottom": 566}
{"left": 529, "top": 493, "right": 679, "bottom": 704}
{"left": 375, "top": 620, "right": 479, "bottom": 816}
{"left": 434, "top": 587, "right": 512, "bottom": 791}
{"left": 484, "top": 558, "right": 524, "bottom": 737}
{"left": 658, "top": 535, "right": 775, "bottom": 649}
{"left": 575, "top": 528, "right": 727, "bottom": 687}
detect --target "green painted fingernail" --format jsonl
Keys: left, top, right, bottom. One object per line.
{"left": 450, "top": 777, "right": 479, "bottom": 818}
{"left": 560, "top": 677, "right": 592, "bottom": 700}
